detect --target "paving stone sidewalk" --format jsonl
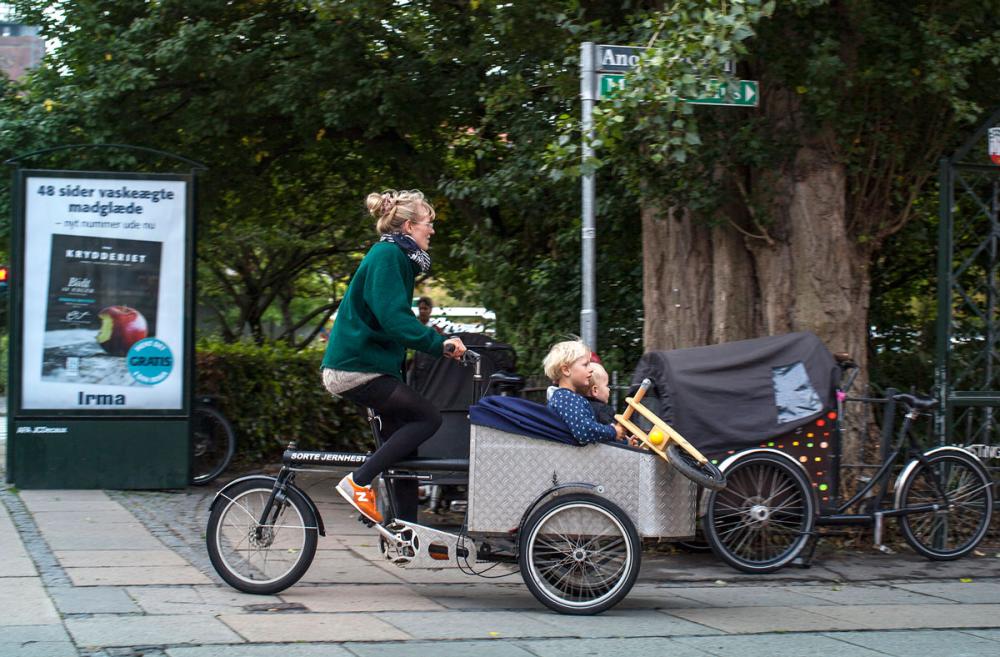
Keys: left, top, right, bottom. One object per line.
{"left": 2, "top": 453, "right": 1000, "bottom": 656}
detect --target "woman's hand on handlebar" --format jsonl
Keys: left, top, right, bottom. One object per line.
{"left": 443, "top": 337, "right": 467, "bottom": 360}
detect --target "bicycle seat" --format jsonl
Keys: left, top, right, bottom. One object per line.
{"left": 489, "top": 372, "right": 524, "bottom": 385}
{"left": 892, "top": 393, "right": 936, "bottom": 410}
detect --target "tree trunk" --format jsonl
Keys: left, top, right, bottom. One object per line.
{"left": 641, "top": 205, "right": 713, "bottom": 350}
{"left": 641, "top": 142, "right": 873, "bottom": 471}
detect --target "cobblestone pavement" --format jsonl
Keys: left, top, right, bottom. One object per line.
{"left": 3, "top": 449, "right": 1000, "bottom": 656}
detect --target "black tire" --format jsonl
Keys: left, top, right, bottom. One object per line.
{"left": 898, "top": 451, "right": 994, "bottom": 560}
{"left": 191, "top": 405, "right": 236, "bottom": 485}
{"left": 667, "top": 443, "right": 727, "bottom": 491}
{"left": 519, "top": 493, "right": 640, "bottom": 615}
{"left": 702, "top": 452, "right": 816, "bottom": 573}
{"left": 206, "top": 478, "right": 318, "bottom": 594}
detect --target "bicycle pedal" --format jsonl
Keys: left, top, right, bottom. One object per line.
{"left": 358, "top": 514, "right": 375, "bottom": 527}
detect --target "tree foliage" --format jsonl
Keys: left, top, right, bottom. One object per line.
{"left": 3, "top": 0, "right": 996, "bottom": 388}
{"left": 3, "top": 0, "right": 468, "bottom": 345}
{"left": 544, "top": 0, "right": 1000, "bottom": 390}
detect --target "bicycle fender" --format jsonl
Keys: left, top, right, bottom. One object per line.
{"left": 698, "top": 448, "right": 820, "bottom": 519}
{"left": 516, "top": 482, "right": 599, "bottom": 538}
{"left": 210, "top": 475, "right": 326, "bottom": 536}
{"left": 893, "top": 446, "right": 989, "bottom": 511}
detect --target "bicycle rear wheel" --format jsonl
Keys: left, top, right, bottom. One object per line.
{"left": 191, "top": 405, "right": 236, "bottom": 485}
{"left": 898, "top": 451, "right": 994, "bottom": 560}
{"left": 519, "top": 493, "right": 640, "bottom": 615}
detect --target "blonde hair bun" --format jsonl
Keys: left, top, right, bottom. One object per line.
{"left": 366, "top": 190, "right": 397, "bottom": 220}
{"left": 365, "top": 189, "right": 436, "bottom": 235}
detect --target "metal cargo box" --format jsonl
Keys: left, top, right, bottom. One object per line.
{"left": 467, "top": 424, "right": 697, "bottom": 539}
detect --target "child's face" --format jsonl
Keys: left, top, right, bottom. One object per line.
{"left": 590, "top": 367, "right": 610, "bottom": 403}
{"left": 560, "top": 355, "right": 593, "bottom": 394}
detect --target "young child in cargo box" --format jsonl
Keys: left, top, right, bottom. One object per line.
{"left": 543, "top": 339, "right": 625, "bottom": 444}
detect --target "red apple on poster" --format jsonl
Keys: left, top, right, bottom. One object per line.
{"left": 96, "top": 305, "right": 148, "bottom": 356}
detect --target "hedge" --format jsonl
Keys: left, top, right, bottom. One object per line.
{"left": 196, "top": 339, "right": 370, "bottom": 463}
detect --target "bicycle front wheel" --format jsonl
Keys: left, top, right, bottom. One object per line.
{"left": 191, "top": 405, "right": 236, "bottom": 485}
{"left": 898, "top": 451, "right": 994, "bottom": 560}
{"left": 206, "top": 478, "right": 318, "bottom": 594}
{"left": 666, "top": 443, "right": 726, "bottom": 491}
{"left": 702, "top": 452, "right": 815, "bottom": 573}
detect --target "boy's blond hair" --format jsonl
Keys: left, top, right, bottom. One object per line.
{"left": 590, "top": 362, "right": 609, "bottom": 387}
{"left": 542, "top": 339, "right": 590, "bottom": 382}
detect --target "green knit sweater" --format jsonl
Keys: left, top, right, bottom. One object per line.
{"left": 322, "top": 242, "right": 445, "bottom": 379}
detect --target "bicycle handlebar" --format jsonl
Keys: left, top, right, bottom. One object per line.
{"left": 444, "top": 342, "right": 481, "bottom": 363}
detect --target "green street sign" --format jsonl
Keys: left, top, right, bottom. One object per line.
{"left": 599, "top": 74, "right": 627, "bottom": 99}
{"left": 687, "top": 79, "right": 758, "bottom": 107}
{"left": 598, "top": 74, "right": 758, "bottom": 107}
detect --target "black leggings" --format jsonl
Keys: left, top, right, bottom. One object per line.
{"left": 341, "top": 375, "right": 442, "bottom": 486}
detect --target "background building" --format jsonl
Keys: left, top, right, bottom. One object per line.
{"left": 0, "top": 4, "right": 43, "bottom": 80}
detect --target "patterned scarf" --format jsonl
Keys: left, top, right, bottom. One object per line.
{"left": 379, "top": 232, "right": 431, "bottom": 273}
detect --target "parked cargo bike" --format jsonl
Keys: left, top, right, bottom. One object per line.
{"left": 205, "top": 349, "right": 725, "bottom": 615}
{"left": 630, "top": 332, "right": 995, "bottom": 574}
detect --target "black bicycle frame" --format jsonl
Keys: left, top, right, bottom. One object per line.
{"left": 820, "top": 404, "right": 947, "bottom": 527}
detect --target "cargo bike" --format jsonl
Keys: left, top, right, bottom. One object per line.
{"left": 205, "top": 349, "right": 725, "bottom": 615}
{"left": 630, "top": 332, "right": 996, "bottom": 574}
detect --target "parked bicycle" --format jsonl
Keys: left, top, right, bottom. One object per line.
{"left": 191, "top": 396, "right": 236, "bottom": 486}
{"left": 701, "top": 356, "right": 995, "bottom": 572}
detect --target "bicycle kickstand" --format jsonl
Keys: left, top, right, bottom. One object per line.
{"left": 872, "top": 511, "right": 894, "bottom": 554}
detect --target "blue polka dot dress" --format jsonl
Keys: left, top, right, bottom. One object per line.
{"left": 548, "top": 388, "right": 617, "bottom": 444}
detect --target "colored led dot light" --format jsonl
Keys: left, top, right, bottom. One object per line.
{"left": 792, "top": 441, "right": 799, "bottom": 446}
{"left": 828, "top": 411, "right": 837, "bottom": 419}
{"left": 816, "top": 419, "right": 826, "bottom": 427}
{"left": 768, "top": 442, "right": 774, "bottom": 447}
{"left": 799, "top": 456, "right": 808, "bottom": 462}
{"left": 820, "top": 441, "right": 828, "bottom": 448}
{"left": 819, "top": 484, "right": 829, "bottom": 491}
{"left": 807, "top": 442, "right": 814, "bottom": 448}
{"left": 815, "top": 456, "right": 822, "bottom": 462}
{"left": 807, "top": 433, "right": 814, "bottom": 438}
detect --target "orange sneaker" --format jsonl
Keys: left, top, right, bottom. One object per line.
{"left": 336, "top": 474, "right": 383, "bottom": 523}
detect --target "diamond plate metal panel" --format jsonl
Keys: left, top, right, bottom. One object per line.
{"left": 467, "top": 425, "right": 696, "bottom": 538}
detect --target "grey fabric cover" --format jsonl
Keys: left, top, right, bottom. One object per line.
{"left": 629, "top": 332, "right": 839, "bottom": 453}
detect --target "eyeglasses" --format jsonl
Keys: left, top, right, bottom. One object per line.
{"left": 411, "top": 220, "right": 435, "bottom": 228}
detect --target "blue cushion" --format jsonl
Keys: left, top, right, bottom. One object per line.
{"left": 469, "top": 395, "right": 581, "bottom": 445}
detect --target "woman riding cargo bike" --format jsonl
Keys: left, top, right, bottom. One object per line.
{"left": 319, "top": 189, "right": 466, "bottom": 522}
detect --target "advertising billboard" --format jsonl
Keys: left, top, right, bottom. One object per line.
{"left": 18, "top": 172, "right": 189, "bottom": 411}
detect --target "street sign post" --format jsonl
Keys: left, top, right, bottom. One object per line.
{"left": 581, "top": 44, "right": 757, "bottom": 349}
